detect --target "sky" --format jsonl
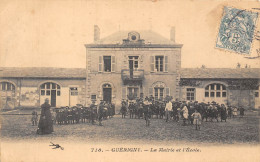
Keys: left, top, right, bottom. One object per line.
{"left": 0, "top": 0, "right": 259, "bottom": 68}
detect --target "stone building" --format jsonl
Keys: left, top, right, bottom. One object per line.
{"left": 1, "top": 27, "right": 260, "bottom": 110}
{"left": 180, "top": 68, "right": 260, "bottom": 109}
{"left": 85, "top": 26, "right": 182, "bottom": 109}
{"left": 0, "top": 67, "right": 86, "bottom": 109}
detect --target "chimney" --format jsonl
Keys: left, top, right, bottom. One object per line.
{"left": 170, "top": 26, "right": 175, "bottom": 43}
{"left": 94, "top": 25, "right": 100, "bottom": 42}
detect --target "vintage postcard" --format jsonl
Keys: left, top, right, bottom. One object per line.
{"left": 0, "top": 0, "right": 260, "bottom": 162}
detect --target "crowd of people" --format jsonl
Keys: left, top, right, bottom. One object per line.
{"left": 35, "top": 99, "right": 115, "bottom": 135}
{"left": 35, "top": 96, "right": 246, "bottom": 135}
{"left": 120, "top": 96, "right": 246, "bottom": 129}
{"left": 53, "top": 100, "right": 115, "bottom": 126}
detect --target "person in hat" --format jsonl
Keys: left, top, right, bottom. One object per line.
{"left": 239, "top": 106, "right": 245, "bottom": 118}
{"left": 90, "top": 100, "right": 97, "bottom": 124}
{"left": 191, "top": 109, "right": 202, "bottom": 130}
{"left": 182, "top": 104, "right": 189, "bottom": 126}
{"left": 143, "top": 97, "right": 151, "bottom": 126}
{"left": 37, "top": 98, "right": 53, "bottom": 134}
{"left": 98, "top": 100, "right": 104, "bottom": 126}
{"left": 165, "top": 100, "right": 172, "bottom": 122}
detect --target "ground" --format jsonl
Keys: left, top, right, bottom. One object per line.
{"left": 1, "top": 109, "right": 259, "bottom": 145}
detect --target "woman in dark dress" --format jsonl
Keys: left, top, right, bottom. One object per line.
{"left": 37, "top": 98, "right": 54, "bottom": 135}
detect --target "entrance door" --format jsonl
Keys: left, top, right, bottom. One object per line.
{"left": 51, "top": 90, "right": 56, "bottom": 107}
{"left": 103, "top": 88, "right": 112, "bottom": 103}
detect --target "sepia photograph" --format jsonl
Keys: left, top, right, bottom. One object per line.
{"left": 0, "top": 0, "right": 260, "bottom": 161}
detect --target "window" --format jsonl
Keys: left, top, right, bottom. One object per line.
{"left": 40, "top": 82, "right": 61, "bottom": 96}
{"left": 155, "top": 56, "right": 164, "bottom": 72}
{"left": 128, "top": 87, "right": 139, "bottom": 98}
{"left": 46, "top": 83, "right": 50, "bottom": 89}
{"left": 99, "top": 56, "right": 116, "bottom": 72}
{"left": 205, "top": 83, "right": 227, "bottom": 98}
{"left": 255, "top": 92, "right": 259, "bottom": 98}
{"left": 70, "top": 87, "right": 78, "bottom": 96}
{"left": 154, "top": 88, "right": 164, "bottom": 100}
{"left": 103, "top": 56, "right": 111, "bottom": 72}
{"left": 0, "top": 82, "right": 15, "bottom": 91}
{"left": 91, "top": 95, "right": 97, "bottom": 100}
{"left": 128, "top": 56, "right": 139, "bottom": 69}
{"left": 186, "top": 88, "right": 195, "bottom": 101}
{"left": 151, "top": 55, "right": 168, "bottom": 72}
{"left": 41, "top": 90, "right": 45, "bottom": 96}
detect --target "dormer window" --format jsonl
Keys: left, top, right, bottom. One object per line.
{"left": 122, "top": 31, "right": 144, "bottom": 44}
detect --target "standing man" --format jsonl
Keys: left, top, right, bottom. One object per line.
{"left": 165, "top": 100, "right": 172, "bottom": 122}
{"left": 37, "top": 98, "right": 53, "bottom": 135}
{"left": 182, "top": 104, "right": 189, "bottom": 126}
{"left": 90, "top": 100, "right": 96, "bottom": 124}
{"left": 98, "top": 100, "right": 104, "bottom": 126}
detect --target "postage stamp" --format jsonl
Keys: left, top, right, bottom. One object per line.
{"left": 216, "top": 6, "right": 258, "bottom": 54}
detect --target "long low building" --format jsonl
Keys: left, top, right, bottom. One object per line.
{"left": 0, "top": 67, "right": 259, "bottom": 110}
{"left": 180, "top": 68, "right": 260, "bottom": 109}
{"left": 0, "top": 67, "right": 86, "bottom": 109}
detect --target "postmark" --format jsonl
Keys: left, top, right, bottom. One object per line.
{"left": 216, "top": 6, "right": 258, "bottom": 54}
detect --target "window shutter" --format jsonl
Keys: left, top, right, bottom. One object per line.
{"left": 149, "top": 87, "right": 153, "bottom": 97}
{"left": 122, "top": 87, "right": 127, "bottom": 99}
{"left": 150, "top": 56, "right": 154, "bottom": 72}
{"left": 111, "top": 56, "right": 116, "bottom": 72}
{"left": 164, "top": 55, "right": 168, "bottom": 72}
{"left": 98, "top": 56, "right": 103, "bottom": 72}
{"left": 165, "top": 87, "right": 170, "bottom": 97}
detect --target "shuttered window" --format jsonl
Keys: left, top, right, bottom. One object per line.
{"left": 151, "top": 55, "right": 168, "bottom": 72}
{"left": 148, "top": 88, "right": 153, "bottom": 97}
{"left": 122, "top": 87, "right": 127, "bottom": 99}
{"left": 111, "top": 56, "right": 116, "bottom": 72}
{"left": 164, "top": 56, "right": 168, "bottom": 72}
{"left": 150, "top": 56, "right": 154, "bottom": 72}
{"left": 98, "top": 56, "right": 103, "bottom": 72}
{"left": 165, "top": 87, "right": 170, "bottom": 96}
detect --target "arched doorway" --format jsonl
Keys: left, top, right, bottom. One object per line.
{"left": 0, "top": 81, "right": 16, "bottom": 109}
{"left": 102, "top": 83, "right": 112, "bottom": 103}
{"left": 40, "top": 82, "right": 61, "bottom": 107}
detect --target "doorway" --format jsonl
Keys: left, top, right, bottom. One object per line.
{"left": 102, "top": 83, "right": 112, "bottom": 103}
{"left": 51, "top": 90, "right": 56, "bottom": 107}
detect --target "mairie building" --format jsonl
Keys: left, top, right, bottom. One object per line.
{"left": 85, "top": 26, "right": 182, "bottom": 108}
{"left": 0, "top": 26, "right": 260, "bottom": 110}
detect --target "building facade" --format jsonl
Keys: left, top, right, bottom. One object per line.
{"left": 1, "top": 27, "right": 260, "bottom": 110}
{"left": 180, "top": 68, "right": 260, "bottom": 109}
{"left": 85, "top": 27, "right": 182, "bottom": 109}
{"left": 0, "top": 67, "right": 86, "bottom": 109}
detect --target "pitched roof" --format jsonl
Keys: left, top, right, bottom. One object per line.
{"left": 0, "top": 67, "right": 86, "bottom": 78}
{"left": 95, "top": 30, "right": 177, "bottom": 45}
{"left": 180, "top": 68, "right": 260, "bottom": 79}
